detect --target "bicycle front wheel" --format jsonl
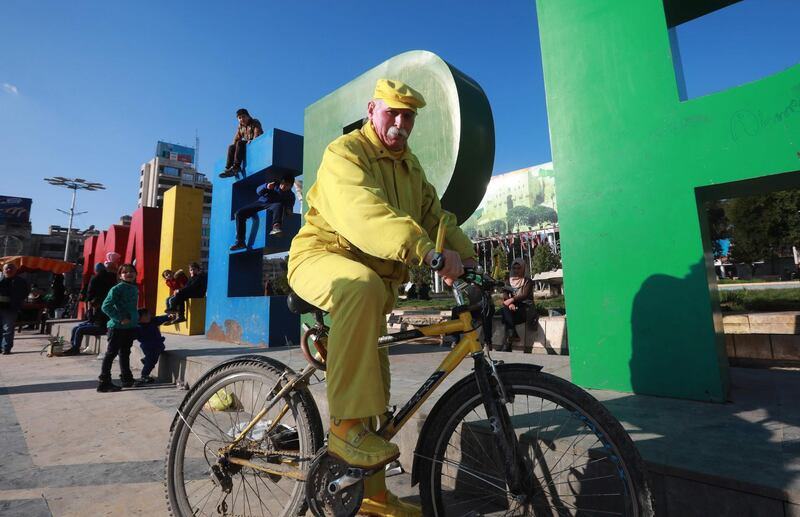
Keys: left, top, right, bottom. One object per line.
{"left": 417, "top": 366, "right": 654, "bottom": 516}
{"left": 165, "top": 359, "right": 323, "bottom": 517}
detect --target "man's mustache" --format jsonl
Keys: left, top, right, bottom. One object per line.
{"left": 387, "top": 127, "right": 409, "bottom": 139}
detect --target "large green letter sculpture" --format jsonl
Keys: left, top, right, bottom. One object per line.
{"left": 303, "top": 50, "right": 494, "bottom": 222}
{"left": 537, "top": 0, "right": 800, "bottom": 401}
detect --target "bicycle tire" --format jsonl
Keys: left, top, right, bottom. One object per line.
{"left": 165, "top": 359, "right": 324, "bottom": 517}
{"left": 416, "top": 364, "right": 654, "bottom": 516}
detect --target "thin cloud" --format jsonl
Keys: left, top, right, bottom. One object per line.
{"left": 2, "top": 83, "right": 19, "bottom": 95}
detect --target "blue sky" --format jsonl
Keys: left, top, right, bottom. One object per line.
{"left": 1, "top": 0, "right": 798, "bottom": 234}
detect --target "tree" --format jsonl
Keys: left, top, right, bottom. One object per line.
{"left": 409, "top": 263, "right": 432, "bottom": 286}
{"left": 530, "top": 205, "right": 558, "bottom": 227}
{"left": 705, "top": 200, "right": 731, "bottom": 259}
{"left": 460, "top": 218, "right": 479, "bottom": 240}
{"left": 491, "top": 245, "right": 509, "bottom": 280}
{"left": 506, "top": 206, "right": 534, "bottom": 232}
{"left": 727, "top": 189, "right": 800, "bottom": 274}
{"left": 532, "top": 242, "right": 560, "bottom": 275}
{"left": 484, "top": 219, "right": 507, "bottom": 235}
{"left": 272, "top": 272, "right": 290, "bottom": 295}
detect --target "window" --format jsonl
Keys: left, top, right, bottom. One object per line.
{"left": 182, "top": 172, "right": 194, "bottom": 182}
{"left": 162, "top": 166, "right": 180, "bottom": 177}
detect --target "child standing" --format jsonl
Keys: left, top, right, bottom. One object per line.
{"left": 135, "top": 308, "right": 171, "bottom": 386}
{"left": 98, "top": 264, "right": 139, "bottom": 392}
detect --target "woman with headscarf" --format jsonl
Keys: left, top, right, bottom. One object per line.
{"left": 500, "top": 258, "right": 534, "bottom": 351}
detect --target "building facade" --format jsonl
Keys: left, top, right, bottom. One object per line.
{"left": 475, "top": 163, "right": 556, "bottom": 226}
{"left": 0, "top": 196, "right": 32, "bottom": 258}
{"left": 460, "top": 162, "right": 557, "bottom": 239}
{"left": 138, "top": 141, "right": 212, "bottom": 270}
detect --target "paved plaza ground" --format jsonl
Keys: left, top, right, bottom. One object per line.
{"left": 0, "top": 333, "right": 420, "bottom": 517}
{"left": 0, "top": 333, "right": 185, "bottom": 516}
{"left": 3, "top": 328, "right": 800, "bottom": 515}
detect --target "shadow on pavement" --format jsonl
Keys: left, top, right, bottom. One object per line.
{"left": 1, "top": 380, "right": 99, "bottom": 394}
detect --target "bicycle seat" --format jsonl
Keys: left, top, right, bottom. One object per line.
{"left": 287, "top": 291, "right": 322, "bottom": 315}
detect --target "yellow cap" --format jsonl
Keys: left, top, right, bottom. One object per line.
{"left": 373, "top": 79, "right": 426, "bottom": 112}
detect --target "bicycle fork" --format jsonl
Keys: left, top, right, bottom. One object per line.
{"left": 472, "top": 353, "right": 531, "bottom": 502}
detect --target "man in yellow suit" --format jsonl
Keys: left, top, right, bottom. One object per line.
{"left": 288, "top": 79, "right": 476, "bottom": 516}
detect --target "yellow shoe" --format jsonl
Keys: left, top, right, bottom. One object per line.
{"left": 328, "top": 421, "right": 399, "bottom": 469}
{"left": 358, "top": 491, "right": 422, "bottom": 517}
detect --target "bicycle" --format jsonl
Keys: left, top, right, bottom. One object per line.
{"left": 165, "top": 226, "right": 655, "bottom": 516}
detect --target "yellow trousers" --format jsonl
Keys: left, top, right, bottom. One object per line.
{"left": 288, "top": 252, "right": 393, "bottom": 419}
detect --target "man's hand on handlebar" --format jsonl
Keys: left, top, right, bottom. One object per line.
{"left": 425, "top": 249, "right": 466, "bottom": 285}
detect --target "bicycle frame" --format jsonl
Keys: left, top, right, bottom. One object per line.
{"left": 222, "top": 308, "right": 484, "bottom": 479}
{"left": 378, "top": 310, "right": 482, "bottom": 439}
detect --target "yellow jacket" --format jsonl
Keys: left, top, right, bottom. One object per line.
{"left": 289, "top": 122, "right": 476, "bottom": 286}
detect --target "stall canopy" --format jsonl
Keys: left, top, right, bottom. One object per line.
{"left": 0, "top": 256, "right": 76, "bottom": 274}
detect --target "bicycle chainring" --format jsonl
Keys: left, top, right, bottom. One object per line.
{"left": 306, "top": 449, "right": 363, "bottom": 517}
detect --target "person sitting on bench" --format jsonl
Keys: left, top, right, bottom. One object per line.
{"left": 230, "top": 175, "right": 296, "bottom": 250}
{"left": 166, "top": 263, "right": 207, "bottom": 324}
{"left": 64, "top": 265, "right": 111, "bottom": 355}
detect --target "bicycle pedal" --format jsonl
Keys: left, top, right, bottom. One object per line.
{"left": 385, "top": 460, "right": 404, "bottom": 477}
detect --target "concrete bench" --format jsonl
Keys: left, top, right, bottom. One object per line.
{"left": 482, "top": 313, "right": 568, "bottom": 355}
{"left": 722, "top": 311, "right": 800, "bottom": 365}
{"left": 43, "top": 318, "right": 81, "bottom": 336}
{"left": 387, "top": 308, "right": 567, "bottom": 354}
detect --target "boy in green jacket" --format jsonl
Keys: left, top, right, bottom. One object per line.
{"left": 98, "top": 263, "right": 139, "bottom": 392}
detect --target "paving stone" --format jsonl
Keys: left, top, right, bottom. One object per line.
{"left": 0, "top": 498, "right": 52, "bottom": 517}
{"left": 662, "top": 474, "right": 784, "bottom": 517}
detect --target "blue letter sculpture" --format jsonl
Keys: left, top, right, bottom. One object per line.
{"left": 206, "top": 129, "right": 303, "bottom": 346}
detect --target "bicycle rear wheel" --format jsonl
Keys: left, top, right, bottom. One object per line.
{"left": 417, "top": 365, "right": 654, "bottom": 516}
{"left": 165, "top": 359, "right": 323, "bottom": 517}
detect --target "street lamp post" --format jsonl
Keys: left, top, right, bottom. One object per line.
{"left": 43, "top": 177, "right": 106, "bottom": 261}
